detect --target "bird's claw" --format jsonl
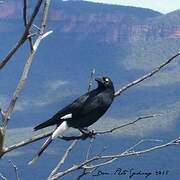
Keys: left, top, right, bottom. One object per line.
{"left": 82, "top": 130, "right": 96, "bottom": 140}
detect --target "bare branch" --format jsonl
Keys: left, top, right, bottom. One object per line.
{"left": 0, "top": 109, "right": 4, "bottom": 155}
{"left": 4, "top": 131, "right": 52, "bottom": 154}
{"left": 123, "top": 139, "right": 163, "bottom": 154}
{"left": 2, "top": 32, "right": 53, "bottom": 129}
{"left": 0, "top": 1, "right": 53, "bottom": 153}
{"left": 50, "top": 137, "right": 180, "bottom": 179}
{"left": 0, "top": 172, "right": 7, "bottom": 180}
{"left": 59, "top": 114, "right": 160, "bottom": 141}
{"left": 95, "top": 114, "right": 161, "bottom": 135}
{"left": 33, "top": 24, "right": 41, "bottom": 31}
{"left": 84, "top": 138, "right": 179, "bottom": 170}
{"left": 114, "top": 52, "right": 180, "bottom": 97}
{"left": 23, "top": 0, "right": 28, "bottom": 28}
{"left": 23, "top": 0, "right": 33, "bottom": 51}
{"left": 48, "top": 140, "right": 78, "bottom": 179}
{"left": 0, "top": 128, "right": 4, "bottom": 157}
{"left": 2, "top": 0, "right": 53, "bottom": 130}
{"left": 27, "top": 32, "right": 38, "bottom": 38}
{"left": 76, "top": 138, "right": 101, "bottom": 180}
{"left": 0, "top": 0, "right": 43, "bottom": 69}
{"left": 86, "top": 138, "right": 95, "bottom": 160}
{"left": 88, "top": 69, "right": 95, "bottom": 92}
{"left": 9, "top": 160, "right": 20, "bottom": 180}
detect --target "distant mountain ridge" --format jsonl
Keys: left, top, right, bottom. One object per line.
{"left": 0, "top": 0, "right": 179, "bottom": 43}
{"left": 0, "top": 0, "right": 162, "bottom": 20}
{"left": 0, "top": 0, "right": 180, "bottom": 127}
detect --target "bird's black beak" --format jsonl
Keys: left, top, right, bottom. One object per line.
{"left": 95, "top": 78, "right": 103, "bottom": 84}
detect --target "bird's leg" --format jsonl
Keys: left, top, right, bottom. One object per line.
{"left": 79, "top": 128, "right": 95, "bottom": 139}
{"left": 79, "top": 127, "right": 91, "bottom": 134}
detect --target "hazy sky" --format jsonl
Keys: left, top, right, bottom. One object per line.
{"left": 84, "top": 0, "right": 180, "bottom": 13}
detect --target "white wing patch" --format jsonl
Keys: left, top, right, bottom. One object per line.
{"left": 52, "top": 121, "right": 69, "bottom": 139}
{"left": 61, "top": 113, "right": 72, "bottom": 119}
{"left": 51, "top": 114, "right": 72, "bottom": 139}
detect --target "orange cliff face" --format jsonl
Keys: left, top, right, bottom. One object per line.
{"left": 54, "top": 13, "right": 180, "bottom": 43}
{"left": 169, "top": 29, "right": 180, "bottom": 38}
{"left": 0, "top": 0, "right": 179, "bottom": 42}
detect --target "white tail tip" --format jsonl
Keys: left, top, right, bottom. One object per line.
{"left": 28, "top": 156, "right": 38, "bottom": 165}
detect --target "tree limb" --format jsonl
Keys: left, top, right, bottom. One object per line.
{"left": 2, "top": 29, "right": 53, "bottom": 128}
{"left": 114, "top": 52, "right": 180, "bottom": 97}
{"left": 95, "top": 114, "right": 161, "bottom": 135}
{"left": 0, "top": 0, "right": 53, "bottom": 158}
{"left": 0, "top": 172, "right": 7, "bottom": 180}
{"left": 9, "top": 160, "right": 20, "bottom": 180}
{"left": 3, "top": 131, "right": 52, "bottom": 154}
{"left": 0, "top": 0, "right": 43, "bottom": 69}
{"left": 50, "top": 137, "right": 180, "bottom": 179}
{"left": 1, "top": 114, "right": 158, "bottom": 156}
{"left": 23, "top": 0, "right": 34, "bottom": 51}
{"left": 59, "top": 114, "right": 160, "bottom": 140}
{"left": 48, "top": 140, "right": 78, "bottom": 179}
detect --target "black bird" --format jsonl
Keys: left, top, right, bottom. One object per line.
{"left": 28, "top": 76, "right": 115, "bottom": 164}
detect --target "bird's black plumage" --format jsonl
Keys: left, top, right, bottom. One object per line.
{"left": 29, "top": 76, "right": 115, "bottom": 165}
{"left": 34, "top": 76, "right": 115, "bottom": 130}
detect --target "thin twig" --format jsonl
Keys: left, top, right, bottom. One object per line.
{"left": 50, "top": 137, "right": 180, "bottom": 179}
{"left": 123, "top": 139, "right": 163, "bottom": 154}
{"left": 0, "top": 22, "right": 58, "bottom": 155}
{"left": 2, "top": 0, "right": 53, "bottom": 130}
{"left": 88, "top": 69, "right": 95, "bottom": 92}
{"left": 76, "top": 139, "right": 106, "bottom": 180}
{"left": 48, "top": 140, "right": 78, "bottom": 179}
{"left": 84, "top": 138, "right": 179, "bottom": 170}
{"left": 86, "top": 138, "right": 95, "bottom": 160}
{"left": 33, "top": 24, "right": 41, "bottom": 31}
{"left": 0, "top": 0, "right": 43, "bottom": 69}
{"left": 114, "top": 52, "right": 180, "bottom": 97}
{"left": 9, "top": 160, "right": 20, "bottom": 180}
{"left": 27, "top": 32, "right": 38, "bottom": 38}
{"left": 2, "top": 30, "right": 53, "bottom": 129}
{"left": 0, "top": 172, "right": 7, "bottom": 180}
{"left": 95, "top": 114, "right": 161, "bottom": 135}
{"left": 23, "top": 0, "right": 33, "bottom": 51}
{"left": 76, "top": 138, "right": 96, "bottom": 179}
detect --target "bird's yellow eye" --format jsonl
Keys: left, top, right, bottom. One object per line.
{"left": 104, "top": 77, "right": 109, "bottom": 83}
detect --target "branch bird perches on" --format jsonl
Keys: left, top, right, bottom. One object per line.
{"left": 1, "top": 52, "right": 180, "bottom": 158}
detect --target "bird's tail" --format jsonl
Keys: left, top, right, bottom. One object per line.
{"left": 34, "top": 118, "right": 56, "bottom": 131}
{"left": 28, "top": 121, "right": 69, "bottom": 165}
{"left": 28, "top": 136, "right": 52, "bottom": 165}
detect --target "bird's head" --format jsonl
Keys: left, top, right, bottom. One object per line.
{"left": 95, "top": 76, "right": 114, "bottom": 89}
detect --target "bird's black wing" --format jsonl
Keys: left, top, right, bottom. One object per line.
{"left": 34, "top": 92, "right": 90, "bottom": 131}
{"left": 79, "top": 92, "right": 112, "bottom": 115}
{"left": 67, "top": 91, "right": 113, "bottom": 128}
